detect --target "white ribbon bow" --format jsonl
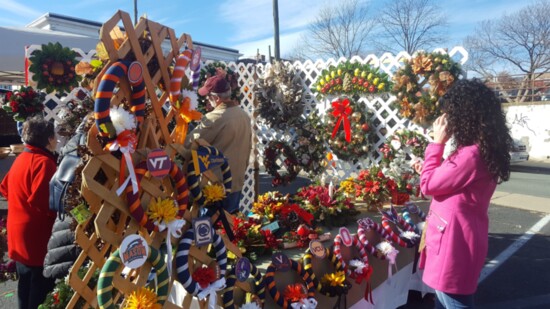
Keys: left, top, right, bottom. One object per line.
{"left": 197, "top": 278, "right": 226, "bottom": 309}
{"left": 111, "top": 141, "right": 139, "bottom": 196}
{"left": 291, "top": 298, "right": 318, "bottom": 309}
{"left": 386, "top": 247, "right": 399, "bottom": 281}
{"left": 155, "top": 219, "right": 186, "bottom": 276}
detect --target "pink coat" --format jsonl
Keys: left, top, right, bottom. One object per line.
{"left": 419, "top": 143, "right": 496, "bottom": 294}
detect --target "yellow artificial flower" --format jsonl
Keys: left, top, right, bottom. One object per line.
{"left": 322, "top": 271, "right": 346, "bottom": 287}
{"left": 147, "top": 197, "right": 177, "bottom": 224}
{"left": 123, "top": 287, "right": 161, "bottom": 309}
{"left": 203, "top": 184, "right": 225, "bottom": 204}
{"left": 339, "top": 177, "right": 356, "bottom": 195}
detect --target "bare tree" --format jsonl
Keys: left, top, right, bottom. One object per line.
{"left": 465, "top": 0, "right": 550, "bottom": 102}
{"left": 376, "top": 0, "right": 447, "bottom": 54}
{"left": 290, "top": 0, "right": 376, "bottom": 60}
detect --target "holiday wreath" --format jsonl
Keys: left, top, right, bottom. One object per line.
{"left": 379, "top": 129, "right": 428, "bottom": 165}
{"left": 391, "top": 51, "right": 462, "bottom": 126}
{"left": 1, "top": 86, "right": 45, "bottom": 122}
{"left": 29, "top": 42, "right": 82, "bottom": 93}
{"left": 313, "top": 61, "right": 392, "bottom": 99}
{"left": 263, "top": 140, "right": 301, "bottom": 186}
{"left": 322, "top": 97, "right": 377, "bottom": 162}
{"left": 255, "top": 61, "right": 304, "bottom": 129}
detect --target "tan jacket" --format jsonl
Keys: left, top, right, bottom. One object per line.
{"left": 184, "top": 103, "right": 252, "bottom": 192}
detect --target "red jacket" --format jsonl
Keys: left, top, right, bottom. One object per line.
{"left": 0, "top": 145, "right": 57, "bottom": 266}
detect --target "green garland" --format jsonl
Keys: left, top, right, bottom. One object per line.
{"left": 312, "top": 61, "right": 392, "bottom": 99}
{"left": 391, "top": 51, "right": 462, "bottom": 126}
{"left": 29, "top": 42, "right": 82, "bottom": 93}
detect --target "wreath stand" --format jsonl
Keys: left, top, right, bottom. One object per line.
{"left": 67, "top": 10, "right": 246, "bottom": 308}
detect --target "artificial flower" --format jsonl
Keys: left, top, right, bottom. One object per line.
{"left": 110, "top": 105, "right": 136, "bottom": 134}
{"left": 401, "top": 231, "right": 420, "bottom": 240}
{"left": 412, "top": 53, "right": 433, "bottom": 74}
{"left": 192, "top": 266, "right": 216, "bottom": 289}
{"left": 376, "top": 241, "right": 396, "bottom": 256}
{"left": 349, "top": 259, "right": 366, "bottom": 272}
{"left": 322, "top": 271, "right": 346, "bottom": 287}
{"left": 284, "top": 283, "right": 307, "bottom": 303}
{"left": 123, "top": 287, "right": 161, "bottom": 309}
{"left": 146, "top": 197, "right": 177, "bottom": 224}
{"left": 202, "top": 183, "right": 225, "bottom": 204}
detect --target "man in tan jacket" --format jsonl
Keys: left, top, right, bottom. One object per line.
{"left": 184, "top": 75, "right": 252, "bottom": 214}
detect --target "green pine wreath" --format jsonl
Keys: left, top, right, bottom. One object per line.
{"left": 29, "top": 42, "right": 81, "bottom": 93}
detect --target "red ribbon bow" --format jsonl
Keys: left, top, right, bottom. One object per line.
{"left": 351, "top": 266, "right": 374, "bottom": 304}
{"left": 331, "top": 98, "right": 352, "bottom": 142}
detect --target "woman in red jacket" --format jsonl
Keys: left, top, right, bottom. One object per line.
{"left": 0, "top": 117, "right": 58, "bottom": 309}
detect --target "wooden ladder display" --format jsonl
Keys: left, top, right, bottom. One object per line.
{"left": 67, "top": 10, "right": 247, "bottom": 308}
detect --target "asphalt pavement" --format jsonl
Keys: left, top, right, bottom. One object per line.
{"left": 0, "top": 158, "right": 549, "bottom": 308}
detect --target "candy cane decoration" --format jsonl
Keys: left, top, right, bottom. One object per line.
{"left": 169, "top": 49, "right": 193, "bottom": 104}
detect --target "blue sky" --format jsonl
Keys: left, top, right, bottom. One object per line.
{"left": 0, "top": 0, "right": 535, "bottom": 58}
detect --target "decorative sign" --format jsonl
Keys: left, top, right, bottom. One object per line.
{"left": 128, "top": 61, "right": 143, "bottom": 84}
{"left": 406, "top": 202, "right": 419, "bottom": 214}
{"left": 190, "top": 47, "right": 202, "bottom": 71}
{"left": 70, "top": 203, "right": 92, "bottom": 225}
{"left": 146, "top": 149, "right": 171, "bottom": 178}
{"left": 119, "top": 234, "right": 149, "bottom": 269}
{"left": 339, "top": 227, "right": 353, "bottom": 247}
{"left": 357, "top": 217, "right": 375, "bottom": 230}
{"left": 236, "top": 257, "right": 251, "bottom": 282}
{"left": 309, "top": 240, "right": 326, "bottom": 259}
{"left": 193, "top": 217, "right": 213, "bottom": 247}
{"left": 191, "top": 148, "right": 226, "bottom": 173}
{"left": 261, "top": 220, "right": 280, "bottom": 232}
{"left": 271, "top": 252, "right": 291, "bottom": 272}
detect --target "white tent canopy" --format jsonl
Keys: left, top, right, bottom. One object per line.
{"left": 0, "top": 26, "right": 98, "bottom": 84}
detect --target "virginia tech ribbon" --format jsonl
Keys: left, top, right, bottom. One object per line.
{"left": 174, "top": 97, "right": 202, "bottom": 144}
{"left": 108, "top": 130, "right": 138, "bottom": 196}
{"left": 331, "top": 98, "right": 352, "bottom": 142}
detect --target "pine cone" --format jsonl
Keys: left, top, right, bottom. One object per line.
{"left": 343, "top": 73, "right": 352, "bottom": 92}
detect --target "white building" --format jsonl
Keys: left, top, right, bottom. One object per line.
{"left": 0, "top": 12, "right": 241, "bottom": 85}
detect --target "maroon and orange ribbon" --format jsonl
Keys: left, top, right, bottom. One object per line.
{"left": 331, "top": 98, "right": 352, "bottom": 142}
{"left": 106, "top": 130, "right": 138, "bottom": 196}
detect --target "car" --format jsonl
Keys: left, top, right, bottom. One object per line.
{"left": 510, "top": 139, "right": 529, "bottom": 163}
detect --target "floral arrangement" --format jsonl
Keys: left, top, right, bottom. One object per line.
{"left": 338, "top": 177, "right": 356, "bottom": 197}
{"left": 1, "top": 86, "right": 45, "bottom": 121}
{"left": 391, "top": 52, "right": 462, "bottom": 126}
{"left": 322, "top": 97, "right": 377, "bottom": 162}
{"left": 251, "top": 191, "right": 289, "bottom": 221}
{"left": 229, "top": 216, "right": 280, "bottom": 261}
{"left": 55, "top": 94, "right": 94, "bottom": 137}
{"left": 313, "top": 61, "right": 392, "bottom": 98}
{"left": 255, "top": 61, "right": 304, "bottom": 130}
{"left": 294, "top": 184, "right": 359, "bottom": 227}
{"left": 0, "top": 216, "right": 16, "bottom": 283}
{"left": 282, "top": 225, "right": 324, "bottom": 249}
{"left": 354, "top": 166, "right": 395, "bottom": 210}
{"left": 39, "top": 263, "right": 99, "bottom": 309}
{"left": 382, "top": 152, "right": 421, "bottom": 205}
{"left": 123, "top": 287, "right": 162, "bottom": 309}
{"left": 263, "top": 140, "right": 300, "bottom": 186}
{"left": 379, "top": 129, "right": 429, "bottom": 165}
{"left": 198, "top": 62, "right": 240, "bottom": 112}
{"left": 293, "top": 113, "right": 328, "bottom": 179}
{"left": 29, "top": 42, "right": 81, "bottom": 93}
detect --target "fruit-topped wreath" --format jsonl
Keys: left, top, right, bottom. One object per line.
{"left": 28, "top": 42, "right": 82, "bottom": 93}
{"left": 322, "top": 97, "right": 376, "bottom": 162}
{"left": 391, "top": 51, "right": 462, "bottom": 126}
{"left": 255, "top": 61, "right": 304, "bottom": 130}
{"left": 313, "top": 61, "right": 392, "bottom": 99}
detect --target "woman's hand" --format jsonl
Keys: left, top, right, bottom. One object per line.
{"left": 433, "top": 113, "right": 451, "bottom": 144}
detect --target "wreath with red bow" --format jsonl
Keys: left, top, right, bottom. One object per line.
{"left": 322, "top": 97, "right": 377, "bottom": 162}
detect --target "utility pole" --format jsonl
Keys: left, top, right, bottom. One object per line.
{"left": 134, "top": 0, "right": 138, "bottom": 25}
{"left": 273, "top": 0, "right": 280, "bottom": 61}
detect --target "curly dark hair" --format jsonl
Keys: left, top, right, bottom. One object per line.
{"left": 440, "top": 79, "right": 512, "bottom": 183}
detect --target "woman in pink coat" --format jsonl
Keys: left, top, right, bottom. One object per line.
{"left": 418, "top": 79, "right": 512, "bottom": 308}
